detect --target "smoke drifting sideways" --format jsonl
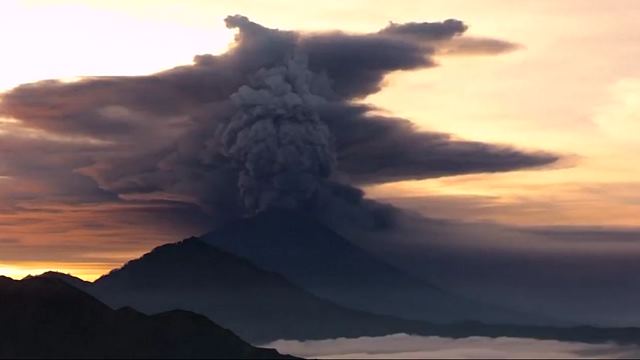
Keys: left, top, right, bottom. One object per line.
{"left": 0, "top": 15, "right": 557, "bottom": 222}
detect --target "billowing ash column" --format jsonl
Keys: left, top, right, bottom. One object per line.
{"left": 218, "top": 56, "right": 335, "bottom": 213}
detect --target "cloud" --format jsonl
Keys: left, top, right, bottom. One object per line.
{"left": 0, "top": 15, "right": 557, "bottom": 218}
{"left": 321, "top": 104, "right": 557, "bottom": 184}
{"left": 0, "top": 12, "right": 636, "bottom": 328}
{"left": 266, "top": 334, "right": 640, "bottom": 359}
{"left": 379, "top": 180, "right": 640, "bottom": 226}
{"left": 378, "top": 19, "right": 468, "bottom": 41}
{"left": 0, "top": 15, "right": 562, "bottom": 290}
{"left": 318, "top": 200, "right": 640, "bottom": 327}
{"left": 440, "top": 37, "right": 521, "bottom": 55}
{"left": 0, "top": 200, "right": 212, "bottom": 266}
{"left": 594, "top": 78, "right": 640, "bottom": 144}
{"left": 0, "top": 238, "right": 20, "bottom": 245}
{"left": 0, "top": 122, "right": 116, "bottom": 206}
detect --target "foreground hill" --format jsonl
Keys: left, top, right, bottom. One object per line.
{"left": 0, "top": 276, "right": 290, "bottom": 359}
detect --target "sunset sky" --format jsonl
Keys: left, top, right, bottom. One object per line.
{"left": 1, "top": 0, "right": 639, "bottom": 280}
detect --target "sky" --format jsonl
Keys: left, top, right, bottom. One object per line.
{"left": 1, "top": 0, "right": 639, "bottom": 280}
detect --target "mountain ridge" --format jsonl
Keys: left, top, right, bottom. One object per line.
{"left": 39, "top": 269, "right": 640, "bottom": 348}
{"left": 0, "top": 276, "right": 291, "bottom": 359}
{"left": 84, "top": 238, "right": 435, "bottom": 343}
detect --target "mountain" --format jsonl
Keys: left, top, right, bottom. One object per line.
{"left": 201, "top": 209, "right": 533, "bottom": 324}
{"left": 34, "top": 271, "right": 92, "bottom": 289}
{"left": 37, "top": 243, "right": 640, "bottom": 348}
{"left": 0, "top": 276, "right": 289, "bottom": 359}
{"left": 86, "top": 239, "right": 433, "bottom": 343}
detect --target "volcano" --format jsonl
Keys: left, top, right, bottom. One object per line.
{"left": 38, "top": 215, "right": 640, "bottom": 348}
{"left": 40, "top": 210, "right": 543, "bottom": 344}
{"left": 80, "top": 239, "right": 428, "bottom": 343}
{"left": 201, "top": 209, "right": 531, "bottom": 324}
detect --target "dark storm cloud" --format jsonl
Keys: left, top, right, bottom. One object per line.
{"left": 0, "top": 15, "right": 556, "bottom": 217}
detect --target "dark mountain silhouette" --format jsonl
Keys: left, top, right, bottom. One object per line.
{"left": 35, "top": 271, "right": 92, "bottom": 289}
{"left": 80, "top": 239, "right": 436, "bottom": 343}
{"left": 0, "top": 276, "right": 290, "bottom": 359}
{"left": 201, "top": 209, "right": 535, "bottom": 324}
{"left": 37, "top": 270, "right": 640, "bottom": 349}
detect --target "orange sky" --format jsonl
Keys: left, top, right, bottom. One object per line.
{"left": 1, "top": 0, "right": 639, "bottom": 279}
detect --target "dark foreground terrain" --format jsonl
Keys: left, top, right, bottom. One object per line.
{"left": 0, "top": 276, "right": 291, "bottom": 359}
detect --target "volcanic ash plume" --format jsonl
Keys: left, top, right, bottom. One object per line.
{"left": 217, "top": 56, "right": 335, "bottom": 213}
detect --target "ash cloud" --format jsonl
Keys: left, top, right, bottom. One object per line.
{"left": 378, "top": 19, "right": 468, "bottom": 41}
{"left": 219, "top": 56, "right": 335, "bottom": 212}
{"left": 4, "top": 15, "right": 639, "bottom": 328}
{"left": 0, "top": 15, "right": 557, "bottom": 217}
{"left": 319, "top": 103, "right": 555, "bottom": 185}
{"left": 324, "top": 204, "right": 640, "bottom": 327}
